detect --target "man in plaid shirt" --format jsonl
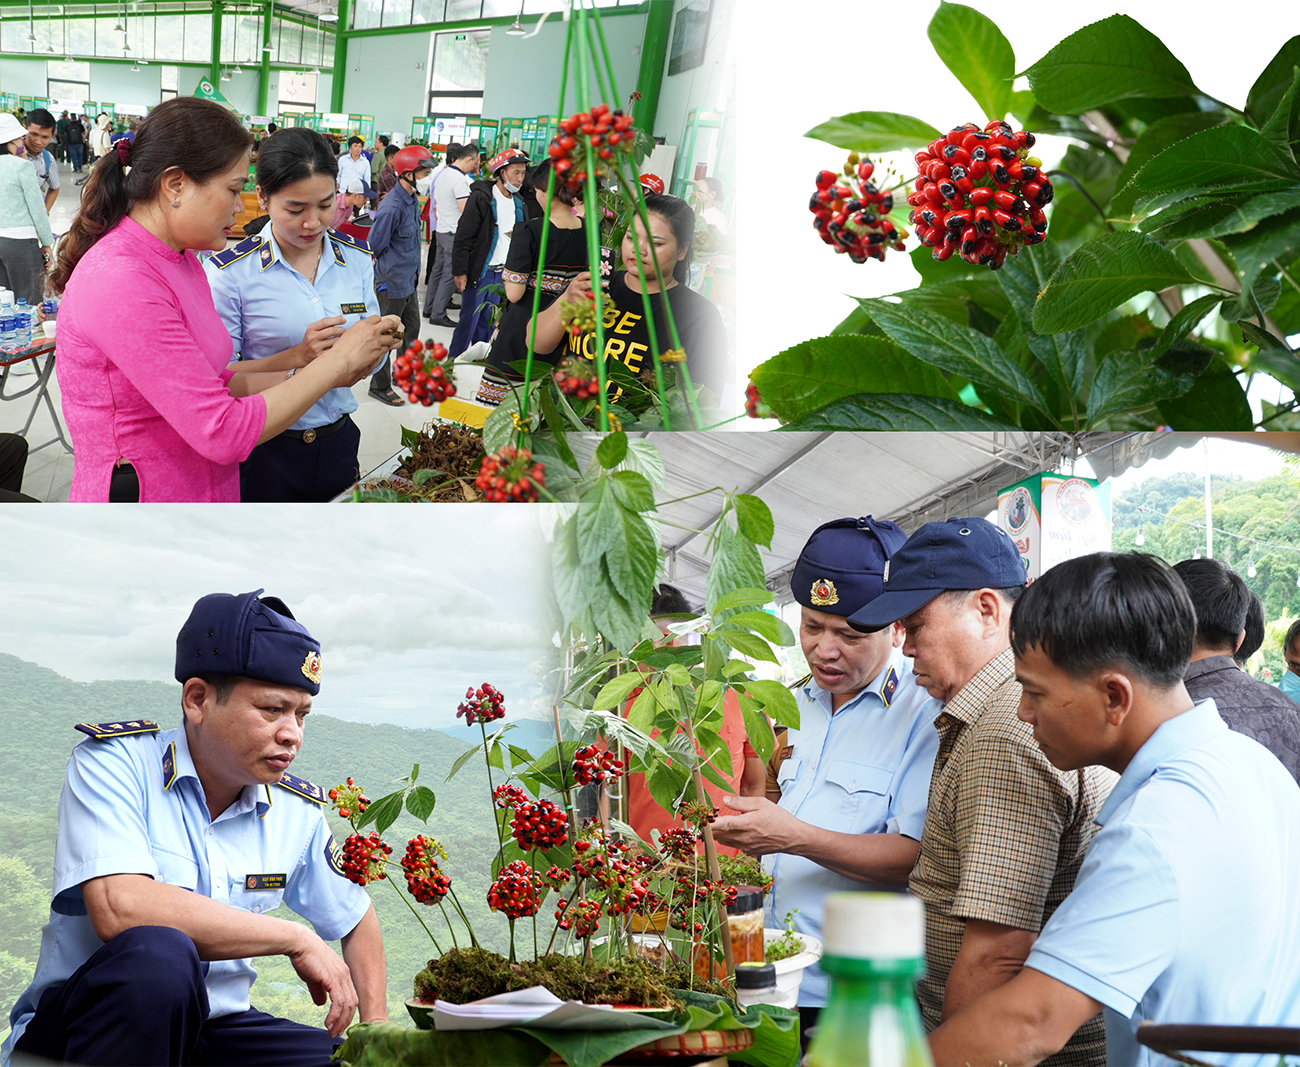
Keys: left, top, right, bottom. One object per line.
{"left": 850, "top": 517, "right": 1115, "bottom": 1067}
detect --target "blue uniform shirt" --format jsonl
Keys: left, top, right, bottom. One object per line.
{"left": 763, "top": 646, "right": 942, "bottom": 1006}
{"left": 203, "top": 226, "right": 380, "bottom": 431}
{"left": 1025, "top": 699, "right": 1300, "bottom": 1067}
{"left": 3, "top": 722, "right": 369, "bottom": 1064}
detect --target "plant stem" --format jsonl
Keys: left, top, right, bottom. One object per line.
{"left": 1044, "top": 169, "right": 1113, "bottom": 229}
{"left": 1250, "top": 289, "right": 1295, "bottom": 354}
{"left": 383, "top": 871, "right": 443, "bottom": 955}
{"left": 479, "top": 720, "right": 508, "bottom": 877}
{"left": 446, "top": 886, "right": 481, "bottom": 948}
{"left": 436, "top": 900, "right": 459, "bottom": 950}
{"left": 1276, "top": 260, "right": 1300, "bottom": 296}
{"left": 681, "top": 717, "right": 734, "bottom": 982}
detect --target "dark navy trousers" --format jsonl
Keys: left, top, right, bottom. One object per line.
{"left": 14, "top": 926, "right": 340, "bottom": 1067}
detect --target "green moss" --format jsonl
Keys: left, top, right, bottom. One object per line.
{"left": 412, "top": 947, "right": 734, "bottom": 1008}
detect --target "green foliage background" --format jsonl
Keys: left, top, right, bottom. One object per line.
{"left": 0, "top": 654, "right": 531, "bottom": 1032}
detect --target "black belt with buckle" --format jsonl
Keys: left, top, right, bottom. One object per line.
{"left": 279, "top": 414, "right": 350, "bottom": 445}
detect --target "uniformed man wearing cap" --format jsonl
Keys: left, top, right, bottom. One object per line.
{"left": 712, "top": 516, "right": 942, "bottom": 1020}
{"left": 848, "top": 517, "right": 1114, "bottom": 1067}
{"left": 3, "top": 591, "right": 387, "bottom": 1067}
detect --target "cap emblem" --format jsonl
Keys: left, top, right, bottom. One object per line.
{"left": 301, "top": 651, "right": 322, "bottom": 684}
{"left": 810, "top": 579, "right": 839, "bottom": 606}
{"left": 883, "top": 560, "right": 890, "bottom": 583}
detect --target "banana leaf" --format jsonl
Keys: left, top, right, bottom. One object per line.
{"left": 335, "top": 991, "right": 800, "bottom": 1067}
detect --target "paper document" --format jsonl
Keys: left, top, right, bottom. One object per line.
{"left": 432, "top": 986, "right": 677, "bottom": 1031}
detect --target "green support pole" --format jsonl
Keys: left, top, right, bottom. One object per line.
{"left": 631, "top": 0, "right": 672, "bottom": 136}
{"left": 330, "top": 0, "right": 350, "bottom": 114}
{"left": 209, "top": 0, "right": 223, "bottom": 88}
{"left": 258, "top": 1, "right": 272, "bottom": 117}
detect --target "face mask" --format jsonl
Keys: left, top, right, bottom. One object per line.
{"left": 504, "top": 180, "right": 522, "bottom": 194}
{"left": 1280, "top": 669, "right": 1300, "bottom": 700}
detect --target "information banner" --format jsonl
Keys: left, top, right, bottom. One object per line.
{"left": 998, "top": 473, "right": 1112, "bottom": 579}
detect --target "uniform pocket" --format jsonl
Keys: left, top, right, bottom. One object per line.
{"left": 149, "top": 847, "right": 199, "bottom": 891}
{"left": 824, "top": 760, "right": 894, "bottom": 826}
{"left": 776, "top": 757, "right": 802, "bottom": 791}
{"left": 230, "top": 875, "right": 286, "bottom": 915}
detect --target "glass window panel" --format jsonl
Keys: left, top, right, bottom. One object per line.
{"left": 47, "top": 59, "right": 91, "bottom": 81}
{"left": 430, "top": 29, "right": 488, "bottom": 92}
{"left": 94, "top": 17, "right": 120, "bottom": 58}
{"left": 380, "top": 0, "right": 412, "bottom": 28}
{"left": 351, "top": 0, "right": 381, "bottom": 31}
{"left": 2, "top": 21, "right": 32, "bottom": 53}
{"left": 184, "top": 14, "right": 210, "bottom": 62}
{"left": 481, "top": 0, "right": 516, "bottom": 16}
{"left": 48, "top": 79, "right": 90, "bottom": 102}
{"left": 67, "top": 19, "right": 95, "bottom": 56}
{"left": 162, "top": 64, "right": 179, "bottom": 90}
{"left": 153, "top": 14, "right": 184, "bottom": 60}
{"left": 444, "top": 0, "right": 481, "bottom": 19}
{"left": 427, "top": 94, "right": 483, "bottom": 115}
{"left": 412, "top": 0, "right": 442, "bottom": 22}
{"left": 277, "top": 20, "right": 302, "bottom": 64}
{"left": 321, "top": 32, "right": 335, "bottom": 66}
{"left": 522, "top": 0, "right": 565, "bottom": 13}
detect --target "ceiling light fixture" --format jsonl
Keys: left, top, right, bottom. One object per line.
{"left": 505, "top": 0, "right": 525, "bottom": 35}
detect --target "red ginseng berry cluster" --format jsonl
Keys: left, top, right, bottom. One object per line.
{"left": 545, "top": 865, "right": 573, "bottom": 888}
{"left": 402, "top": 835, "right": 451, "bottom": 904}
{"left": 744, "top": 381, "right": 772, "bottom": 419}
{"left": 572, "top": 744, "right": 625, "bottom": 785}
{"left": 475, "top": 446, "right": 546, "bottom": 503}
{"left": 676, "top": 799, "right": 720, "bottom": 829}
{"left": 547, "top": 103, "right": 635, "bottom": 192}
{"left": 493, "top": 783, "right": 529, "bottom": 810}
{"left": 559, "top": 289, "right": 601, "bottom": 339}
{"left": 510, "top": 797, "right": 569, "bottom": 852}
{"left": 341, "top": 831, "right": 391, "bottom": 886}
{"left": 553, "top": 356, "right": 601, "bottom": 401}
{"left": 457, "top": 682, "right": 505, "bottom": 725}
{"left": 393, "top": 339, "right": 455, "bottom": 406}
{"left": 908, "top": 121, "right": 1051, "bottom": 270}
{"left": 669, "top": 877, "right": 738, "bottom": 934}
{"left": 487, "top": 859, "right": 544, "bottom": 919}
{"left": 810, "top": 155, "right": 906, "bottom": 264}
{"left": 328, "top": 777, "right": 370, "bottom": 821}
{"left": 658, "top": 825, "right": 699, "bottom": 863}
{"left": 555, "top": 896, "right": 603, "bottom": 938}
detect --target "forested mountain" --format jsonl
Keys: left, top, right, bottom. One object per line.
{"left": 0, "top": 654, "right": 533, "bottom": 1029}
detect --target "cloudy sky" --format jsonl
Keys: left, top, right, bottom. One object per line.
{"left": 0, "top": 506, "right": 563, "bottom": 730}
{"left": 736, "top": 0, "right": 1297, "bottom": 415}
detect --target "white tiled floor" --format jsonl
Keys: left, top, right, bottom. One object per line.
{"left": 0, "top": 159, "right": 477, "bottom": 502}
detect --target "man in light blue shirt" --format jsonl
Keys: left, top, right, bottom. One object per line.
{"left": 929, "top": 553, "right": 1300, "bottom": 1067}
{"left": 3, "top": 590, "right": 387, "bottom": 1067}
{"left": 713, "top": 517, "right": 942, "bottom": 1011}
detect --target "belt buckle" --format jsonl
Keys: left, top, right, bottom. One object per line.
{"left": 302, "top": 429, "right": 317, "bottom": 444}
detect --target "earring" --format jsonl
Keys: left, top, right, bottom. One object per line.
{"left": 171, "top": 200, "right": 180, "bottom": 208}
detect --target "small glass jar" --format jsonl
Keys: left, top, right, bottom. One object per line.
{"left": 727, "top": 888, "right": 765, "bottom": 965}
{"left": 735, "top": 961, "right": 778, "bottom": 1008}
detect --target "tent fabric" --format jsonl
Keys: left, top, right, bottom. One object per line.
{"left": 573, "top": 431, "right": 1200, "bottom": 608}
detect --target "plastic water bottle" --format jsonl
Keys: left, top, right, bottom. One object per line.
{"left": 0, "top": 295, "right": 13, "bottom": 351}
{"left": 803, "top": 893, "right": 933, "bottom": 1067}
{"left": 14, "top": 299, "right": 30, "bottom": 350}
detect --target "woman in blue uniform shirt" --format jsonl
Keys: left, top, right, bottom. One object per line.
{"left": 205, "top": 127, "right": 394, "bottom": 502}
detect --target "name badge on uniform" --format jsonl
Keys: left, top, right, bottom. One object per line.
{"left": 780, "top": 745, "right": 794, "bottom": 759}
{"left": 340, "top": 302, "right": 368, "bottom": 315}
{"left": 244, "top": 873, "right": 287, "bottom": 891}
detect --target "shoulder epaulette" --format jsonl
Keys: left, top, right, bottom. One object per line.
{"left": 790, "top": 673, "right": 812, "bottom": 690}
{"left": 75, "top": 720, "right": 160, "bottom": 740}
{"left": 209, "top": 234, "right": 263, "bottom": 269}
{"left": 328, "top": 228, "right": 373, "bottom": 256}
{"left": 275, "top": 771, "right": 326, "bottom": 804}
{"left": 879, "top": 665, "right": 900, "bottom": 708}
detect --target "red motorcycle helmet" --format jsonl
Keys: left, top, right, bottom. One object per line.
{"left": 393, "top": 144, "right": 436, "bottom": 182}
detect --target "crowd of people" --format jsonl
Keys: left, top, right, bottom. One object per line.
{"left": 699, "top": 520, "right": 1300, "bottom": 1065}
{"left": 2, "top": 94, "right": 729, "bottom": 501}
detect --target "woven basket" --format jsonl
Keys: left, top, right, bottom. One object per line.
{"left": 545, "top": 1027, "right": 753, "bottom": 1065}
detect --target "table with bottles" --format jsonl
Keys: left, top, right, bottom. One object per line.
{"left": 0, "top": 301, "right": 72, "bottom": 456}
